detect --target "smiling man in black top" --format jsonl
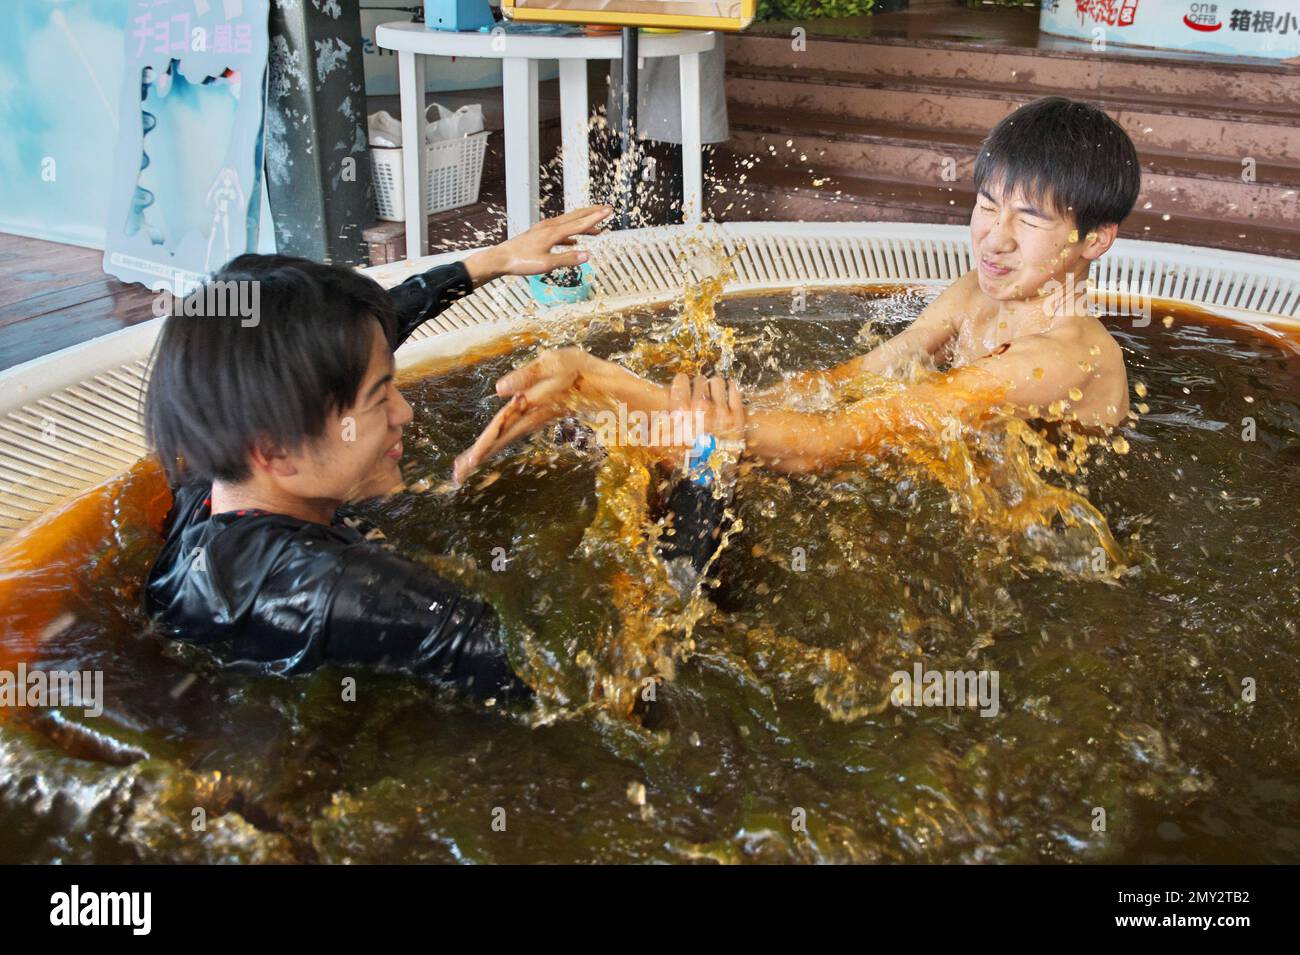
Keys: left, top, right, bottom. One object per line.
{"left": 143, "top": 206, "right": 739, "bottom": 703}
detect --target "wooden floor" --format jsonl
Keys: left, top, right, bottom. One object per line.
{"left": 0, "top": 234, "right": 158, "bottom": 372}
{"left": 0, "top": 222, "right": 514, "bottom": 373}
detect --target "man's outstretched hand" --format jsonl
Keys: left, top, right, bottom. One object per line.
{"left": 463, "top": 205, "right": 614, "bottom": 286}
{"left": 453, "top": 348, "right": 598, "bottom": 486}
{"left": 452, "top": 349, "right": 750, "bottom": 487}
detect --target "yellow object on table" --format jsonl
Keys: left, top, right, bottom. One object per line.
{"left": 501, "top": 1, "right": 755, "bottom": 32}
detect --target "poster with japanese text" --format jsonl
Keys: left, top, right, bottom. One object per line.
{"left": 103, "top": 0, "right": 271, "bottom": 294}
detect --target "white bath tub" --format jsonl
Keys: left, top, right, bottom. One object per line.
{"left": 2, "top": 222, "right": 1299, "bottom": 542}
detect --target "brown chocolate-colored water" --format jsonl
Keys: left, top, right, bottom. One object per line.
{"left": 2, "top": 279, "right": 1298, "bottom": 863}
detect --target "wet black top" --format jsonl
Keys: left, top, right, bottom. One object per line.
{"left": 144, "top": 261, "right": 728, "bottom": 702}
{"left": 144, "top": 480, "right": 532, "bottom": 700}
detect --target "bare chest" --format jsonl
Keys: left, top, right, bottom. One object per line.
{"left": 950, "top": 312, "right": 1021, "bottom": 367}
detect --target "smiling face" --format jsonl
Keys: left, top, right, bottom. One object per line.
{"left": 277, "top": 319, "right": 414, "bottom": 504}
{"left": 970, "top": 178, "right": 1101, "bottom": 306}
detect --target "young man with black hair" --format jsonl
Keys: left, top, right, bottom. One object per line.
{"left": 453, "top": 97, "right": 1143, "bottom": 480}
{"left": 143, "top": 206, "right": 738, "bottom": 702}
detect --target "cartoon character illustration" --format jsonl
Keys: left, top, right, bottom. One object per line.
{"left": 205, "top": 167, "right": 244, "bottom": 271}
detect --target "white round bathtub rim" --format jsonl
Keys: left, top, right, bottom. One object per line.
{"left": 1, "top": 221, "right": 1298, "bottom": 541}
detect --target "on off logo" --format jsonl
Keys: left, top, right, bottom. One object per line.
{"left": 1184, "top": 2, "right": 1224, "bottom": 31}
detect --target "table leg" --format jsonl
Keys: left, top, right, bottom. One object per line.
{"left": 502, "top": 57, "right": 539, "bottom": 238}
{"left": 397, "top": 50, "right": 429, "bottom": 259}
{"left": 558, "top": 58, "right": 590, "bottom": 213}
{"left": 679, "top": 50, "right": 703, "bottom": 226}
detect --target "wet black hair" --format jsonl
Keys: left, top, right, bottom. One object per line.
{"left": 974, "top": 96, "right": 1142, "bottom": 241}
{"left": 144, "top": 254, "right": 400, "bottom": 484}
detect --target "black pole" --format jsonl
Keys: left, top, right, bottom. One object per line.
{"left": 265, "top": 0, "right": 372, "bottom": 264}
{"left": 619, "top": 26, "right": 639, "bottom": 231}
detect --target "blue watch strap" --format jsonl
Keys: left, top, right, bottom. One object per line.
{"left": 686, "top": 433, "right": 717, "bottom": 487}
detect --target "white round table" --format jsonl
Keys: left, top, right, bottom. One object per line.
{"left": 374, "top": 22, "right": 718, "bottom": 255}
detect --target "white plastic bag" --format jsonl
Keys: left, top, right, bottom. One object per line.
{"left": 367, "top": 110, "right": 403, "bottom": 148}
{"left": 424, "top": 103, "right": 485, "bottom": 142}
{"left": 368, "top": 103, "right": 485, "bottom": 148}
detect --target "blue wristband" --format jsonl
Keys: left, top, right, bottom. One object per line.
{"left": 686, "top": 433, "right": 717, "bottom": 487}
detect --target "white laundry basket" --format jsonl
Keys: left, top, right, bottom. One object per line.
{"left": 371, "top": 130, "right": 490, "bottom": 222}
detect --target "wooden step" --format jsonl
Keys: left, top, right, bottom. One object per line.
{"left": 711, "top": 10, "right": 1300, "bottom": 262}
{"left": 725, "top": 105, "right": 1300, "bottom": 228}
{"left": 725, "top": 29, "right": 1300, "bottom": 110}
{"left": 726, "top": 68, "right": 1300, "bottom": 165}
{"left": 704, "top": 153, "right": 1300, "bottom": 260}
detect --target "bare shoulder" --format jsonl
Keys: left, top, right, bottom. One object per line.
{"left": 1054, "top": 313, "right": 1127, "bottom": 373}
{"left": 1044, "top": 315, "right": 1130, "bottom": 427}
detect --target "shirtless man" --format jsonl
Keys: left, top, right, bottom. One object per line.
{"left": 453, "top": 96, "right": 1143, "bottom": 481}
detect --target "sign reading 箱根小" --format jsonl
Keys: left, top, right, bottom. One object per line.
{"left": 1040, "top": 1, "right": 1300, "bottom": 59}
{"left": 501, "top": 1, "right": 755, "bottom": 32}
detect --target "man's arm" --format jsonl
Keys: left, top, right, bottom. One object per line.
{"left": 760, "top": 268, "right": 979, "bottom": 402}
{"left": 387, "top": 260, "right": 477, "bottom": 347}
{"left": 741, "top": 329, "right": 1093, "bottom": 473}
{"left": 451, "top": 320, "right": 1093, "bottom": 482}
{"left": 386, "top": 206, "right": 613, "bottom": 348}
{"left": 325, "top": 545, "right": 532, "bottom": 702}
